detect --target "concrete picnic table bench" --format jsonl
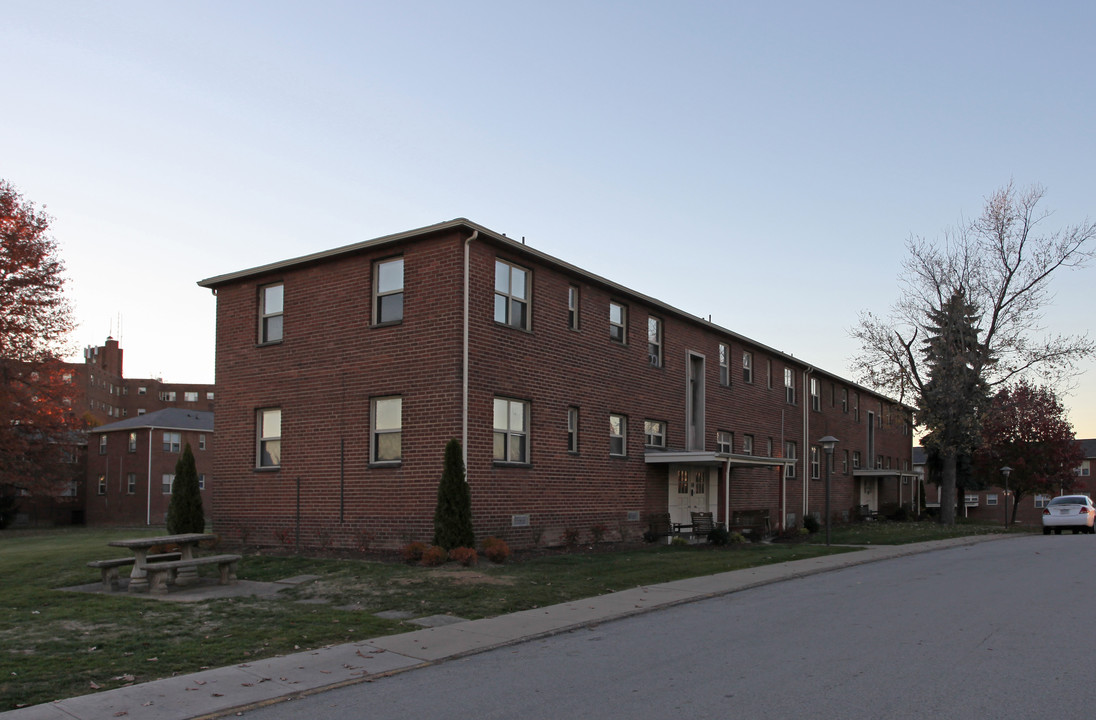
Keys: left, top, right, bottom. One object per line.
{"left": 98, "top": 533, "right": 240, "bottom": 594}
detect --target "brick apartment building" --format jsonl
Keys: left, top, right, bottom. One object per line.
{"left": 923, "top": 438, "right": 1096, "bottom": 526}
{"left": 85, "top": 408, "right": 214, "bottom": 526}
{"left": 198, "top": 218, "right": 914, "bottom": 551}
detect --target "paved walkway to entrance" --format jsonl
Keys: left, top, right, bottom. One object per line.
{"left": 3, "top": 535, "right": 1014, "bottom": 720}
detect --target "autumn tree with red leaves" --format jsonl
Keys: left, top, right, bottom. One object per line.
{"left": 975, "top": 379, "right": 1084, "bottom": 525}
{"left": 0, "top": 179, "right": 77, "bottom": 517}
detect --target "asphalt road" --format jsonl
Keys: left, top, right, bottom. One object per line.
{"left": 240, "top": 534, "right": 1095, "bottom": 720}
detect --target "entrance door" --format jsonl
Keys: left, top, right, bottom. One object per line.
{"left": 859, "top": 477, "right": 877, "bottom": 512}
{"left": 669, "top": 466, "right": 711, "bottom": 526}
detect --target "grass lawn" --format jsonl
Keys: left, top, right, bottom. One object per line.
{"left": 807, "top": 518, "right": 1037, "bottom": 545}
{"left": 0, "top": 521, "right": 1014, "bottom": 710}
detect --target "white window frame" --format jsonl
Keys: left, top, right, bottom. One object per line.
{"left": 785, "top": 441, "right": 796, "bottom": 478}
{"left": 494, "top": 259, "right": 530, "bottom": 330}
{"left": 184, "top": 391, "right": 199, "bottom": 403}
{"left": 644, "top": 420, "right": 666, "bottom": 448}
{"left": 986, "top": 493, "right": 998, "bottom": 506}
{"left": 374, "top": 256, "right": 405, "bottom": 324}
{"left": 717, "top": 431, "right": 733, "bottom": 454}
{"left": 494, "top": 397, "right": 529, "bottom": 463}
{"left": 162, "top": 431, "right": 181, "bottom": 453}
{"left": 810, "top": 445, "right": 820, "bottom": 479}
{"left": 810, "top": 377, "right": 820, "bottom": 412}
{"left": 98, "top": 435, "right": 107, "bottom": 455}
{"left": 127, "top": 473, "right": 136, "bottom": 495}
{"left": 719, "top": 343, "right": 730, "bottom": 385}
{"left": 97, "top": 475, "right": 106, "bottom": 495}
{"left": 1034, "top": 494, "right": 1051, "bottom": 509}
{"left": 609, "top": 413, "right": 627, "bottom": 457}
{"left": 568, "top": 285, "right": 580, "bottom": 330}
{"left": 785, "top": 368, "right": 795, "bottom": 404}
{"left": 257, "top": 408, "right": 282, "bottom": 468}
{"left": 162, "top": 473, "right": 174, "bottom": 495}
{"left": 742, "top": 351, "right": 753, "bottom": 384}
{"left": 567, "top": 406, "right": 579, "bottom": 453}
{"left": 743, "top": 434, "right": 754, "bottom": 456}
{"left": 609, "top": 302, "right": 627, "bottom": 344}
{"left": 259, "top": 282, "right": 284, "bottom": 344}
{"left": 127, "top": 432, "right": 137, "bottom": 453}
{"left": 648, "top": 317, "right": 663, "bottom": 368}
{"left": 371, "top": 396, "right": 403, "bottom": 463}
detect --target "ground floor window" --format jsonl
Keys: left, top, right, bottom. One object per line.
{"left": 494, "top": 397, "right": 529, "bottom": 463}
{"left": 162, "top": 474, "right": 174, "bottom": 494}
{"left": 1034, "top": 494, "right": 1051, "bottom": 509}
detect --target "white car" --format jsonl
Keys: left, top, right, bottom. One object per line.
{"left": 1042, "top": 495, "right": 1096, "bottom": 534}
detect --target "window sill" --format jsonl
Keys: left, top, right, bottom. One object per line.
{"left": 610, "top": 454, "right": 629, "bottom": 460}
{"left": 256, "top": 340, "right": 284, "bottom": 348}
{"left": 253, "top": 466, "right": 281, "bottom": 472}
{"left": 371, "top": 320, "right": 403, "bottom": 329}
{"left": 493, "top": 461, "right": 532, "bottom": 468}
{"left": 369, "top": 461, "right": 402, "bottom": 468}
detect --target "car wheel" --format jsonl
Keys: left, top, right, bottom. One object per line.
{"left": 1055, "top": 528, "right": 1062, "bottom": 535}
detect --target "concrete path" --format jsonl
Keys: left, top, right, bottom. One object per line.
{"left": 2, "top": 535, "right": 1013, "bottom": 720}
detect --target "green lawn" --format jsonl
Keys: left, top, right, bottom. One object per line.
{"left": 0, "top": 521, "right": 1013, "bottom": 710}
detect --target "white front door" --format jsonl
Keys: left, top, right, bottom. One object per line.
{"left": 669, "top": 466, "right": 711, "bottom": 527}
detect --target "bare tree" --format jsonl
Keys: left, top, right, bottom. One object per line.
{"left": 851, "top": 182, "right": 1095, "bottom": 524}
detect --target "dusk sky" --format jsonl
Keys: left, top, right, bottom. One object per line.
{"left": 3, "top": 1, "right": 1093, "bottom": 437}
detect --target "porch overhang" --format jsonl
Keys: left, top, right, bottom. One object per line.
{"left": 644, "top": 450, "right": 793, "bottom": 470}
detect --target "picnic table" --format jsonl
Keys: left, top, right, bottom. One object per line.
{"left": 107, "top": 533, "right": 217, "bottom": 593}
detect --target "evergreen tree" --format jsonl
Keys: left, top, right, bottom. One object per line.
{"left": 166, "top": 443, "right": 205, "bottom": 534}
{"left": 433, "top": 439, "right": 473, "bottom": 549}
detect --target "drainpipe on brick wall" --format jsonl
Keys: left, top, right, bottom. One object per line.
{"left": 146, "top": 429, "right": 153, "bottom": 526}
{"left": 462, "top": 230, "right": 479, "bottom": 468}
{"left": 724, "top": 458, "right": 731, "bottom": 531}
{"left": 780, "top": 410, "right": 786, "bottom": 531}
{"left": 802, "top": 367, "right": 813, "bottom": 522}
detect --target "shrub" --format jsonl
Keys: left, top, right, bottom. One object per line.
{"left": 434, "top": 439, "right": 474, "bottom": 550}
{"left": 420, "top": 545, "right": 448, "bottom": 567}
{"left": 401, "top": 541, "right": 428, "bottom": 563}
{"left": 729, "top": 531, "right": 747, "bottom": 544}
{"left": 166, "top": 443, "right": 205, "bottom": 534}
{"left": 563, "top": 528, "right": 581, "bottom": 547}
{"left": 707, "top": 526, "right": 730, "bottom": 546}
{"left": 803, "top": 514, "right": 821, "bottom": 534}
{"left": 482, "top": 536, "right": 511, "bottom": 563}
{"left": 590, "top": 523, "right": 609, "bottom": 544}
{"left": 670, "top": 536, "right": 689, "bottom": 546}
{"left": 449, "top": 546, "right": 478, "bottom": 567}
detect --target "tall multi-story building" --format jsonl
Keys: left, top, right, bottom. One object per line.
{"left": 198, "top": 219, "right": 914, "bottom": 551}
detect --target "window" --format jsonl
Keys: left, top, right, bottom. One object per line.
{"left": 644, "top": 420, "right": 666, "bottom": 448}
{"left": 127, "top": 432, "right": 137, "bottom": 453}
{"left": 717, "top": 431, "right": 733, "bottom": 453}
{"left": 206, "top": 391, "right": 215, "bottom": 401}
{"left": 199, "top": 434, "right": 206, "bottom": 451}
{"left": 609, "top": 302, "right": 627, "bottom": 343}
{"left": 1079, "top": 461, "right": 1091, "bottom": 477}
{"left": 138, "top": 408, "right": 146, "bottom": 416}
{"left": 842, "top": 450, "right": 849, "bottom": 474}
{"left": 568, "top": 286, "right": 580, "bottom": 330}
{"left": 766, "top": 359, "right": 773, "bottom": 389}
{"left": 876, "top": 455, "right": 883, "bottom": 469}
{"left": 853, "top": 392, "right": 860, "bottom": 422}
{"left": 810, "top": 377, "right": 820, "bottom": 411}
{"left": 198, "top": 474, "right": 206, "bottom": 490}
{"left": 986, "top": 493, "right": 998, "bottom": 506}
{"left": 162, "top": 473, "right": 174, "bottom": 494}
{"left": 567, "top": 407, "right": 579, "bottom": 453}
{"left": 127, "top": 473, "right": 136, "bottom": 495}
{"left": 742, "top": 351, "right": 753, "bottom": 384}
{"left": 609, "top": 413, "right": 627, "bottom": 456}
{"left": 494, "top": 259, "right": 529, "bottom": 330}
{"left": 719, "top": 343, "right": 730, "bottom": 385}
{"left": 138, "top": 386, "right": 147, "bottom": 396}
{"left": 743, "top": 434, "right": 754, "bottom": 456}
{"left": 374, "top": 257, "right": 404, "bottom": 324}
{"left": 841, "top": 388, "right": 848, "bottom": 413}
{"left": 810, "top": 446, "right": 820, "bottom": 479}
{"left": 98, "top": 435, "right": 107, "bottom": 455}
{"left": 371, "top": 397, "right": 402, "bottom": 463}
{"left": 648, "top": 317, "right": 663, "bottom": 368}
{"left": 767, "top": 438, "right": 773, "bottom": 457}
{"left": 784, "top": 368, "right": 795, "bottom": 404}
{"left": 1035, "top": 494, "right": 1051, "bottom": 509}
{"left": 257, "top": 408, "right": 281, "bottom": 468}
{"left": 259, "top": 283, "right": 284, "bottom": 343}
{"left": 159, "top": 391, "right": 176, "bottom": 402}
{"left": 853, "top": 451, "right": 861, "bottom": 469}
{"left": 163, "top": 432, "right": 181, "bottom": 453}
{"left": 493, "top": 398, "right": 529, "bottom": 463}
{"left": 184, "top": 391, "right": 199, "bottom": 402}
{"left": 784, "top": 441, "right": 796, "bottom": 478}
{"left": 97, "top": 475, "right": 106, "bottom": 495}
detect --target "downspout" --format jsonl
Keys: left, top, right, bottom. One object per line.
{"left": 802, "top": 367, "right": 813, "bottom": 521}
{"left": 146, "top": 428, "right": 153, "bottom": 526}
{"left": 462, "top": 230, "right": 479, "bottom": 468}
{"left": 780, "top": 409, "right": 786, "bottom": 531}
{"left": 724, "top": 458, "right": 731, "bottom": 531}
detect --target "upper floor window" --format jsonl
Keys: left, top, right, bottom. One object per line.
{"left": 374, "top": 257, "right": 404, "bottom": 324}
{"left": 609, "top": 413, "right": 627, "bottom": 456}
{"left": 743, "top": 434, "right": 754, "bottom": 456}
{"left": 719, "top": 343, "right": 730, "bottom": 385}
{"left": 853, "top": 451, "right": 862, "bottom": 469}
{"left": 199, "top": 434, "right": 206, "bottom": 451}
{"left": 568, "top": 286, "right": 580, "bottom": 330}
{"left": 494, "top": 260, "right": 529, "bottom": 330}
{"left": 137, "top": 386, "right": 147, "bottom": 396}
{"left": 842, "top": 449, "right": 849, "bottom": 474}
{"left": 162, "top": 473, "right": 174, "bottom": 495}
{"left": 853, "top": 392, "right": 861, "bottom": 422}
{"left": 184, "top": 391, "right": 198, "bottom": 403}
{"left": 97, "top": 475, "right": 106, "bottom": 495}
{"left": 259, "top": 283, "right": 284, "bottom": 344}
{"left": 163, "top": 432, "right": 181, "bottom": 453}
{"left": 1080, "top": 460, "right": 1091, "bottom": 477}
{"left": 127, "top": 432, "right": 137, "bottom": 453}
{"left": 127, "top": 473, "right": 136, "bottom": 494}
{"left": 567, "top": 406, "right": 579, "bottom": 453}
{"left": 647, "top": 317, "right": 663, "bottom": 368}
{"left": 494, "top": 397, "right": 529, "bottom": 463}
{"left": 98, "top": 435, "right": 107, "bottom": 455}
{"left": 784, "top": 441, "right": 797, "bottom": 478}
{"left": 207, "top": 391, "right": 215, "bottom": 401}
{"left": 717, "top": 431, "right": 733, "bottom": 454}
{"left": 784, "top": 368, "right": 796, "bottom": 405}
{"left": 609, "top": 302, "right": 627, "bottom": 343}
{"left": 644, "top": 420, "right": 666, "bottom": 448}
{"left": 371, "top": 396, "right": 402, "bottom": 463}
{"left": 257, "top": 408, "right": 282, "bottom": 468}
{"left": 742, "top": 351, "right": 753, "bottom": 384}
{"left": 810, "top": 377, "right": 821, "bottom": 412}
{"left": 841, "top": 388, "right": 848, "bottom": 413}
{"left": 1035, "top": 494, "right": 1051, "bottom": 509}
{"left": 160, "top": 391, "right": 176, "bottom": 402}
{"left": 810, "top": 446, "right": 820, "bottom": 479}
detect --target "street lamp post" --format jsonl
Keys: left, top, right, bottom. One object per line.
{"left": 819, "top": 436, "right": 839, "bottom": 546}
{"left": 1001, "top": 466, "right": 1012, "bottom": 527}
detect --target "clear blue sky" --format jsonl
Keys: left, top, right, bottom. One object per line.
{"left": 3, "top": 1, "right": 1094, "bottom": 437}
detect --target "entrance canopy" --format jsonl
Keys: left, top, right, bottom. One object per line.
{"left": 644, "top": 450, "right": 793, "bottom": 471}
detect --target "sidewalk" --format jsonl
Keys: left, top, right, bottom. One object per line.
{"left": 3, "top": 535, "right": 1012, "bottom": 720}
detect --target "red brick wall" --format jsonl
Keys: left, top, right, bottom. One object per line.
{"left": 208, "top": 227, "right": 912, "bottom": 551}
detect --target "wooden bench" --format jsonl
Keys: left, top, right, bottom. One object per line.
{"left": 87, "top": 552, "right": 182, "bottom": 590}
{"left": 729, "top": 509, "right": 771, "bottom": 537}
{"left": 690, "top": 511, "right": 716, "bottom": 537}
{"left": 144, "top": 554, "right": 242, "bottom": 595}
